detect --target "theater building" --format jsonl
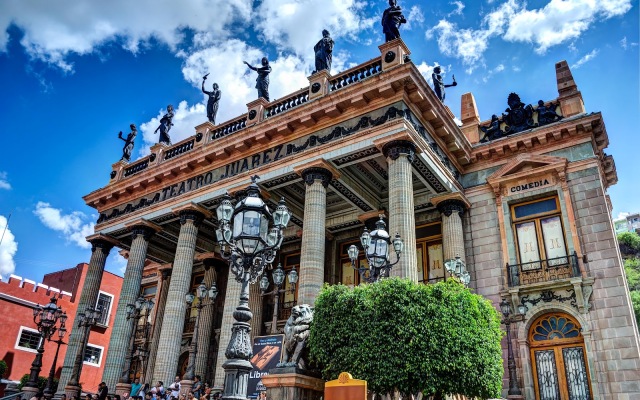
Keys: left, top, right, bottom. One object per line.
{"left": 60, "top": 40, "right": 639, "bottom": 399}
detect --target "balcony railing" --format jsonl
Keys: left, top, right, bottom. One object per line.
{"left": 507, "top": 252, "right": 580, "bottom": 287}
{"left": 211, "top": 114, "right": 248, "bottom": 141}
{"left": 329, "top": 58, "right": 383, "bottom": 92}
{"left": 164, "top": 138, "right": 195, "bottom": 160}
{"left": 123, "top": 158, "right": 150, "bottom": 177}
{"left": 265, "top": 88, "right": 309, "bottom": 118}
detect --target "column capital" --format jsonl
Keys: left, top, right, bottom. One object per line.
{"left": 125, "top": 219, "right": 162, "bottom": 240}
{"left": 294, "top": 159, "right": 340, "bottom": 188}
{"left": 382, "top": 140, "right": 416, "bottom": 162}
{"left": 172, "top": 202, "right": 212, "bottom": 227}
{"left": 432, "top": 193, "right": 471, "bottom": 217}
{"left": 86, "top": 234, "right": 119, "bottom": 254}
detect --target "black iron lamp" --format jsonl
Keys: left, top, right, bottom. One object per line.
{"left": 348, "top": 216, "right": 403, "bottom": 283}
{"left": 184, "top": 282, "right": 218, "bottom": 380}
{"left": 444, "top": 255, "right": 471, "bottom": 286}
{"left": 500, "top": 298, "right": 522, "bottom": 396}
{"left": 215, "top": 176, "right": 290, "bottom": 400}
{"left": 121, "top": 297, "right": 154, "bottom": 385}
{"left": 260, "top": 263, "right": 298, "bottom": 334}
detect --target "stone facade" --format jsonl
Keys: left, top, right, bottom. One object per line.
{"left": 67, "top": 40, "right": 639, "bottom": 399}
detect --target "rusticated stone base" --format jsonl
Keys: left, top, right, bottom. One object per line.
{"left": 262, "top": 368, "right": 324, "bottom": 400}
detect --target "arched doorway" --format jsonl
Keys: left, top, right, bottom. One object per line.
{"left": 529, "top": 312, "right": 592, "bottom": 400}
{"left": 178, "top": 351, "right": 189, "bottom": 379}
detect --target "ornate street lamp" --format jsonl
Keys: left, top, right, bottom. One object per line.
{"left": 67, "top": 306, "right": 102, "bottom": 394}
{"left": 120, "top": 297, "right": 154, "bottom": 385}
{"left": 260, "top": 263, "right": 298, "bottom": 334}
{"left": 24, "top": 298, "right": 66, "bottom": 397}
{"left": 500, "top": 298, "right": 522, "bottom": 396}
{"left": 444, "top": 255, "right": 471, "bottom": 286}
{"left": 44, "top": 323, "right": 67, "bottom": 399}
{"left": 348, "top": 216, "right": 403, "bottom": 283}
{"left": 215, "top": 177, "right": 289, "bottom": 400}
{"left": 183, "top": 282, "right": 218, "bottom": 381}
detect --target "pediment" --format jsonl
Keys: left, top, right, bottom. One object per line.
{"left": 487, "top": 154, "right": 567, "bottom": 188}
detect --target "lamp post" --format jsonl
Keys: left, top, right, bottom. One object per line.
{"left": 24, "top": 298, "right": 67, "bottom": 397}
{"left": 444, "top": 255, "right": 471, "bottom": 286}
{"left": 500, "top": 298, "right": 523, "bottom": 396}
{"left": 215, "top": 177, "right": 290, "bottom": 400}
{"left": 347, "top": 216, "right": 403, "bottom": 283}
{"left": 67, "top": 307, "right": 102, "bottom": 394}
{"left": 120, "top": 297, "right": 154, "bottom": 385}
{"left": 184, "top": 282, "right": 218, "bottom": 381}
{"left": 44, "top": 324, "right": 67, "bottom": 399}
{"left": 259, "top": 263, "right": 298, "bottom": 334}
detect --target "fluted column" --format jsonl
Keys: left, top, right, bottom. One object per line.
{"left": 214, "top": 275, "right": 242, "bottom": 388}
{"left": 297, "top": 167, "right": 332, "bottom": 305}
{"left": 248, "top": 281, "right": 264, "bottom": 337}
{"left": 437, "top": 199, "right": 468, "bottom": 262}
{"left": 56, "top": 236, "right": 115, "bottom": 399}
{"left": 383, "top": 140, "right": 418, "bottom": 281}
{"left": 195, "top": 264, "right": 217, "bottom": 378}
{"left": 104, "top": 223, "right": 159, "bottom": 394}
{"left": 153, "top": 208, "right": 207, "bottom": 385}
{"left": 144, "top": 269, "right": 171, "bottom": 383}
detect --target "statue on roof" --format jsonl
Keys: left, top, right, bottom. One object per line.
{"left": 118, "top": 124, "right": 137, "bottom": 162}
{"left": 244, "top": 57, "right": 272, "bottom": 101}
{"left": 502, "top": 93, "right": 534, "bottom": 134}
{"left": 202, "top": 74, "right": 221, "bottom": 125}
{"left": 479, "top": 115, "right": 502, "bottom": 143}
{"left": 154, "top": 104, "right": 174, "bottom": 145}
{"left": 381, "top": 0, "right": 406, "bottom": 42}
{"left": 314, "top": 29, "right": 334, "bottom": 73}
{"left": 432, "top": 66, "right": 457, "bottom": 102}
{"left": 536, "top": 100, "right": 563, "bottom": 125}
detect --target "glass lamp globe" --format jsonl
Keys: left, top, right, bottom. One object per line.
{"left": 367, "top": 218, "right": 390, "bottom": 268}
{"left": 288, "top": 266, "right": 298, "bottom": 285}
{"left": 259, "top": 275, "right": 270, "bottom": 292}
{"left": 272, "top": 264, "right": 286, "bottom": 286}
{"left": 347, "top": 245, "right": 359, "bottom": 261}
{"left": 208, "top": 283, "right": 219, "bottom": 300}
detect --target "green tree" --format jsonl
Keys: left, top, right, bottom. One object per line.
{"left": 309, "top": 278, "right": 504, "bottom": 399}
{"left": 618, "top": 231, "right": 640, "bottom": 256}
{"left": 17, "top": 374, "right": 58, "bottom": 393}
{"left": 0, "top": 360, "right": 7, "bottom": 378}
{"left": 618, "top": 231, "right": 640, "bottom": 331}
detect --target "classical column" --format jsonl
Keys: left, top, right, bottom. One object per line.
{"left": 435, "top": 198, "right": 468, "bottom": 263}
{"left": 144, "top": 268, "right": 171, "bottom": 383}
{"left": 153, "top": 206, "right": 208, "bottom": 385}
{"left": 56, "top": 236, "right": 115, "bottom": 399}
{"left": 214, "top": 275, "right": 242, "bottom": 388}
{"left": 104, "top": 222, "right": 159, "bottom": 394}
{"left": 195, "top": 263, "right": 217, "bottom": 378}
{"left": 297, "top": 167, "right": 333, "bottom": 305}
{"left": 248, "top": 281, "right": 264, "bottom": 336}
{"left": 383, "top": 140, "right": 418, "bottom": 281}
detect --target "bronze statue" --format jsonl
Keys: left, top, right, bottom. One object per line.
{"left": 314, "top": 29, "right": 334, "bottom": 73}
{"left": 536, "top": 100, "right": 562, "bottom": 125}
{"left": 480, "top": 114, "right": 502, "bottom": 142}
{"left": 432, "top": 66, "right": 457, "bottom": 102}
{"left": 154, "top": 104, "right": 174, "bottom": 145}
{"left": 244, "top": 57, "right": 272, "bottom": 101}
{"left": 202, "top": 74, "right": 221, "bottom": 124}
{"left": 278, "top": 304, "right": 314, "bottom": 370}
{"left": 381, "top": 0, "right": 406, "bottom": 42}
{"left": 118, "top": 124, "right": 137, "bottom": 162}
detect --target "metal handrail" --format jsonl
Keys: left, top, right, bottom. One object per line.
{"left": 507, "top": 251, "right": 580, "bottom": 287}
{"left": 0, "top": 391, "right": 25, "bottom": 400}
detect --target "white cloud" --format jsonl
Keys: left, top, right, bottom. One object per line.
{"left": 616, "top": 212, "right": 630, "bottom": 220}
{"left": 0, "top": 172, "right": 10, "bottom": 190}
{"left": 254, "top": 0, "right": 375, "bottom": 63}
{"left": 0, "top": 215, "right": 17, "bottom": 277}
{"left": 448, "top": 1, "right": 465, "bottom": 16}
{"left": 0, "top": 0, "right": 253, "bottom": 71}
{"left": 405, "top": 6, "right": 425, "bottom": 30}
{"left": 620, "top": 36, "right": 639, "bottom": 50}
{"left": 427, "top": 0, "right": 632, "bottom": 70}
{"left": 107, "top": 251, "right": 129, "bottom": 276}
{"left": 572, "top": 49, "right": 599, "bottom": 69}
{"left": 33, "top": 202, "right": 94, "bottom": 248}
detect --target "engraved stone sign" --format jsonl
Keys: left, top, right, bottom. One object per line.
{"left": 324, "top": 372, "right": 367, "bottom": 400}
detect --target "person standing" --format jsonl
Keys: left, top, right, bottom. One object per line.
{"left": 97, "top": 382, "right": 109, "bottom": 400}
{"left": 190, "top": 376, "right": 202, "bottom": 400}
{"left": 168, "top": 375, "right": 180, "bottom": 399}
{"left": 130, "top": 378, "right": 142, "bottom": 400}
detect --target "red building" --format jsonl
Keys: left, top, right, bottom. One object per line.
{"left": 0, "top": 263, "right": 123, "bottom": 394}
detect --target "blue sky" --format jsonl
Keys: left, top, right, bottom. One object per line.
{"left": 0, "top": 0, "right": 638, "bottom": 282}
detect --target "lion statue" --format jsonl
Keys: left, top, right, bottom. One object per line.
{"left": 278, "top": 304, "right": 314, "bottom": 370}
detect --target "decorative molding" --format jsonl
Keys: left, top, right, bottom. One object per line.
{"left": 262, "top": 173, "right": 300, "bottom": 188}
{"left": 436, "top": 199, "right": 467, "bottom": 217}
{"left": 354, "top": 164, "right": 385, "bottom": 192}
{"left": 327, "top": 220, "right": 363, "bottom": 233}
{"left": 329, "top": 180, "right": 373, "bottom": 212}
{"left": 520, "top": 289, "right": 577, "bottom": 311}
{"left": 412, "top": 157, "right": 447, "bottom": 193}
{"left": 366, "top": 159, "right": 388, "bottom": 180}
{"left": 333, "top": 147, "right": 380, "bottom": 166}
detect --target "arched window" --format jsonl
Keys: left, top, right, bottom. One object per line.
{"left": 529, "top": 313, "right": 592, "bottom": 400}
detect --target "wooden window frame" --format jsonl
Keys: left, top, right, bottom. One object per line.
{"left": 416, "top": 222, "right": 443, "bottom": 284}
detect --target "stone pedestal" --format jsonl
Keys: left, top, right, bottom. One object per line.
{"left": 115, "top": 383, "right": 132, "bottom": 397}
{"left": 64, "top": 384, "right": 82, "bottom": 400}
{"left": 262, "top": 367, "right": 324, "bottom": 400}
{"left": 180, "top": 380, "right": 194, "bottom": 397}
{"left": 22, "top": 385, "right": 39, "bottom": 399}
{"left": 507, "top": 395, "right": 524, "bottom": 400}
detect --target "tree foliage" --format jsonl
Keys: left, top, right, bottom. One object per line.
{"left": 0, "top": 360, "right": 7, "bottom": 378}
{"left": 618, "top": 231, "right": 640, "bottom": 256}
{"left": 17, "top": 374, "right": 58, "bottom": 393}
{"left": 618, "top": 232, "right": 640, "bottom": 331}
{"left": 309, "top": 278, "right": 504, "bottom": 398}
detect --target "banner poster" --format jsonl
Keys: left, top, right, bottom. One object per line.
{"left": 247, "top": 334, "right": 285, "bottom": 399}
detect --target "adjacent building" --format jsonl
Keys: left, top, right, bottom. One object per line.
{"left": 62, "top": 39, "right": 639, "bottom": 399}
{"left": 0, "top": 264, "right": 123, "bottom": 395}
